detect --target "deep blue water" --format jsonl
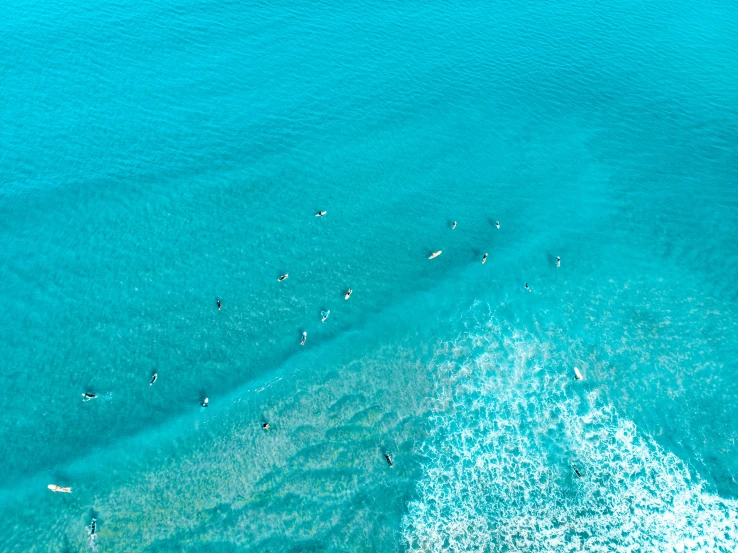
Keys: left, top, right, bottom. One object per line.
{"left": 1, "top": 0, "right": 738, "bottom": 551}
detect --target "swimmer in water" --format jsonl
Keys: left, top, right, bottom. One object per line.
{"left": 217, "top": 299, "right": 222, "bottom": 310}
{"left": 150, "top": 373, "right": 158, "bottom": 386}
{"left": 321, "top": 310, "right": 330, "bottom": 322}
{"left": 300, "top": 331, "right": 307, "bottom": 345}
{"left": 495, "top": 221, "right": 500, "bottom": 229}
{"left": 482, "top": 253, "right": 488, "bottom": 264}
{"left": 344, "top": 288, "right": 353, "bottom": 300}
{"left": 82, "top": 392, "right": 97, "bottom": 402}
{"left": 557, "top": 256, "right": 561, "bottom": 268}
{"left": 384, "top": 453, "right": 394, "bottom": 468}
{"left": 200, "top": 397, "right": 209, "bottom": 408}
{"left": 315, "top": 211, "right": 327, "bottom": 217}
{"left": 451, "top": 221, "right": 457, "bottom": 230}
{"left": 573, "top": 466, "right": 582, "bottom": 479}
{"left": 278, "top": 274, "right": 289, "bottom": 282}
{"left": 525, "top": 283, "right": 531, "bottom": 292}
{"left": 262, "top": 422, "right": 270, "bottom": 431}
{"left": 47, "top": 484, "right": 72, "bottom": 494}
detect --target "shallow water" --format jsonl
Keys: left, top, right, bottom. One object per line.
{"left": 1, "top": 0, "right": 738, "bottom": 551}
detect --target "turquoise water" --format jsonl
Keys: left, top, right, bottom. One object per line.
{"left": 2, "top": 0, "right": 738, "bottom": 550}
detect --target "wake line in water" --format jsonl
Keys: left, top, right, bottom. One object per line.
{"left": 403, "top": 313, "right": 738, "bottom": 552}
{"left": 5, "top": 229, "right": 541, "bottom": 497}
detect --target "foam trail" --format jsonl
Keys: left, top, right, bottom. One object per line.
{"left": 403, "top": 317, "right": 738, "bottom": 552}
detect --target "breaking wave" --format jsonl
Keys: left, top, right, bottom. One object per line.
{"left": 403, "top": 310, "right": 738, "bottom": 552}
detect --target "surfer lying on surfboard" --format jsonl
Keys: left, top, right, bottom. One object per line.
{"left": 48, "top": 484, "right": 72, "bottom": 494}
{"left": 344, "top": 288, "right": 352, "bottom": 300}
{"left": 428, "top": 250, "right": 442, "bottom": 259}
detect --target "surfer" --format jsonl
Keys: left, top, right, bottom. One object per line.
{"left": 200, "top": 397, "right": 209, "bottom": 408}
{"left": 574, "top": 367, "right": 583, "bottom": 381}
{"left": 321, "top": 310, "right": 330, "bottom": 322}
{"left": 495, "top": 221, "right": 500, "bottom": 229}
{"left": 47, "top": 484, "right": 72, "bottom": 494}
{"left": 315, "top": 211, "right": 327, "bottom": 217}
{"left": 262, "top": 422, "right": 270, "bottom": 431}
{"left": 344, "top": 288, "right": 353, "bottom": 300}
{"left": 300, "top": 331, "right": 307, "bottom": 345}
{"left": 82, "top": 392, "right": 97, "bottom": 402}
{"left": 278, "top": 274, "right": 289, "bottom": 282}
{"left": 482, "top": 253, "right": 488, "bottom": 264}
{"left": 557, "top": 256, "right": 561, "bottom": 268}
{"left": 217, "top": 299, "right": 222, "bottom": 310}
{"left": 428, "top": 250, "right": 442, "bottom": 260}
{"left": 573, "top": 466, "right": 583, "bottom": 479}
{"left": 384, "top": 453, "right": 394, "bottom": 468}
{"left": 525, "top": 283, "right": 531, "bottom": 292}
{"left": 150, "top": 372, "right": 158, "bottom": 386}
{"left": 452, "top": 221, "right": 457, "bottom": 230}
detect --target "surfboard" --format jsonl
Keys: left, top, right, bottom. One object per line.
{"left": 574, "top": 367, "right": 583, "bottom": 380}
{"left": 429, "top": 250, "right": 442, "bottom": 259}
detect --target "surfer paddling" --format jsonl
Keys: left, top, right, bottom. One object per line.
{"left": 384, "top": 453, "right": 394, "bottom": 468}
{"left": 321, "top": 310, "right": 330, "bottom": 322}
{"left": 82, "top": 392, "right": 97, "bottom": 402}
{"left": 451, "top": 221, "right": 457, "bottom": 230}
{"left": 557, "top": 256, "right": 561, "bottom": 268}
{"left": 300, "top": 331, "right": 307, "bottom": 345}
{"left": 428, "top": 250, "right": 442, "bottom": 260}
{"left": 574, "top": 367, "right": 583, "bottom": 381}
{"left": 150, "top": 372, "right": 158, "bottom": 386}
{"left": 495, "top": 221, "right": 500, "bottom": 229}
{"left": 47, "top": 484, "right": 72, "bottom": 494}
{"left": 525, "top": 283, "right": 532, "bottom": 292}
{"left": 200, "top": 397, "right": 209, "bottom": 408}
{"left": 573, "top": 466, "right": 583, "bottom": 479}
{"left": 344, "top": 288, "right": 352, "bottom": 300}
{"left": 278, "top": 274, "right": 289, "bottom": 282}
{"left": 315, "top": 211, "right": 327, "bottom": 217}
{"left": 482, "top": 253, "right": 488, "bottom": 264}
{"left": 216, "top": 299, "right": 222, "bottom": 310}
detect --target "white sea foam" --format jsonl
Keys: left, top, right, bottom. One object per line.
{"left": 403, "top": 316, "right": 738, "bottom": 552}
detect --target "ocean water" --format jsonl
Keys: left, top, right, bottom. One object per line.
{"left": 1, "top": 0, "right": 738, "bottom": 551}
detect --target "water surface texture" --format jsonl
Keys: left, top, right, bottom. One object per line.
{"left": 1, "top": 0, "right": 738, "bottom": 551}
